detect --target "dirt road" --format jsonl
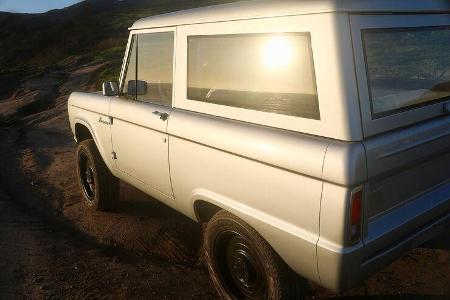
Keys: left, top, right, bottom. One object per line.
{"left": 0, "top": 187, "right": 217, "bottom": 299}
{"left": 1, "top": 184, "right": 449, "bottom": 300}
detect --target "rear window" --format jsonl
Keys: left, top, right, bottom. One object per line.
{"left": 187, "top": 33, "right": 320, "bottom": 120}
{"left": 363, "top": 26, "right": 450, "bottom": 118}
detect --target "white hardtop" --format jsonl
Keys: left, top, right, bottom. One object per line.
{"left": 131, "top": 0, "right": 450, "bottom": 30}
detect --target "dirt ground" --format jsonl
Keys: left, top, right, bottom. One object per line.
{"left": 0, "top": 62, "right": 449, "bottom": 299}
{"left": 0, "top": 188, "right": 215, "bottom": 299}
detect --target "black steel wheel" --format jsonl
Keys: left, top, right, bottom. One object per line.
{"left": 76, "top": 139, "right": 119, "bottom": 211}
{"left": 215, "top": 230, "right": 268, "bottom": 299}
{"left": 204, "top": 210, "right": 307, "bottom": 300}
{"left": 78, "top": 151, "right": 96, "bottom": 202}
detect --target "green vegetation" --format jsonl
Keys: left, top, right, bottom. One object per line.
{"left": 0, "top": 0, "right": 240, "bottom": 89}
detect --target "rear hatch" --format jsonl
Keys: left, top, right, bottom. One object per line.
{"left": 362, "top": 117, "right": 450, "bottom": 258}
{"left": 350, "top": 13, "right": 450, "bottom": 258}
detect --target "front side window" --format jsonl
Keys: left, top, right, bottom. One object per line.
{"left": 363, "top": 26, "right": 450, "bottom": 118}
{"left": 122, "top": 32, "right": 174, "bottom": 106}
{"left": 187, "top": 33, "right": 320, "bottom": 120}
{"left": 137, "top": 32, "right": 174, "bottom": 106}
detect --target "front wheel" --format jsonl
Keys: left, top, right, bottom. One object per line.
{"left": 204, "top": 210, "right": 307, "bottom": 300}
{"left": 77, "top": 139, "right": 119, "bottom": 211}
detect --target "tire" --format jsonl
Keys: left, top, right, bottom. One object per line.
{"left": 204, "top": 210, "right": 308, "bottom": 300}
{"left": 76, "top": 139, "right": 119, "bottom": 211}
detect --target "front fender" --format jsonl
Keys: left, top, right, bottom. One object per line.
{"left": 68, "top": 92, "right": 116, "bottom": 175}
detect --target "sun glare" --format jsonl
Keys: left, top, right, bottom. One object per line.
{"left": 262, "top": 36, "right": 293, "bottom": 69}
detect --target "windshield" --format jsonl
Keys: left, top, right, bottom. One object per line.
{"left": 363, "top": 26, "right": 450, "bottom": 118}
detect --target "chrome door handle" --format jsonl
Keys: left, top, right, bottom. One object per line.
{"left": 152, "top": 111, "right": 169, "bottom": 121}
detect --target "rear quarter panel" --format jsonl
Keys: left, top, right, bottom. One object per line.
{"left": 168, "top": 109, "right": 329, "bottom": 284}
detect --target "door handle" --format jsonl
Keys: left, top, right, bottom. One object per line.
{"left": 99, "top": 116, "right": 113, "bottom": 125}
{"left": 152, "top": 111, "right": 169, "bottom": 121}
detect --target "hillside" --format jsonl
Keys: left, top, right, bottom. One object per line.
{"left": 0, "top": 0, "right": 238, "bottom": 99}
{"left": 0, "top": 0, "right": 240, "bottom": 123}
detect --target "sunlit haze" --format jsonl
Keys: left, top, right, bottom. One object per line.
{"left": 0, "top": 0, "right": 83, "bottom": 13}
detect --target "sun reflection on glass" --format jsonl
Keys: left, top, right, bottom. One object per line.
{"left": 262, "top": 36, "right": 293, "bottom": 69}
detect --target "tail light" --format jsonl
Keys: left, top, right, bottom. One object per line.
{"left": 349, "top": 188, "right": 363, "bottom": 244}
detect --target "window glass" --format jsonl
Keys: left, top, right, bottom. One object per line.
{"left": 137, "top": 32, "right": 174, "bottom": 106}
{"left": 187, "top": 33, "right": 320, "bottom": 120}
{"left": 363, "top": 26, "right": 450, "bottom": 118}
{"left": 122, "top": 35, "right": 137, "bottom": 99}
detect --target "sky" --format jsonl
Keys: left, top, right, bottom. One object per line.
{"left": 0, "top": 0, "right": 83, "bottom": 13}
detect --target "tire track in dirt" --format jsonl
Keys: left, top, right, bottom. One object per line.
{"left": 0, "top": 187, "right": 217, "bottom": 299}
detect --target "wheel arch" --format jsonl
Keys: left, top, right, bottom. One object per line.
{"left": 190, "top": 190, "right": 321, "bottom": 285}
{"left": 73, "top": 118, "right": 96, "bottom": 144}
{"left": 72, "top": 118, "right": 116, "bottom": 174}
{"left": 75, "top": 122, "right": 94, "bottom": 143}
{"left": 194, "top": 200, "right": 222, "bottom": 223}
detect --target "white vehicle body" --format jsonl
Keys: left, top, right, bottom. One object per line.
{"left": 68, "top": 0, "right": 450, "bottom": 292}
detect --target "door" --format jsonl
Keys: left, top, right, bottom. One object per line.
{"left": 110, "top": 29, "right": 175, "bottom": 198}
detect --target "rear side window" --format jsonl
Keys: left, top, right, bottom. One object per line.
{"left": 363, "top": 26, "right": 450, "bottom": 118}
{"left": 187, "top": 33, "right": 320, "bottom": 120}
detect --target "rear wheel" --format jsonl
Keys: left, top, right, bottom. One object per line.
{"left": 77, "top": 139, "right": 119, "bottom": 211}
{"left": 204, "top": 210, "right": 307, "bottom": 300}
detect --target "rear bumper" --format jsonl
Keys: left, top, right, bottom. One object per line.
{"left": 360, "top": 212, "right": 449, "bottom": 280}
{"left": 317, "top": 182, "right": 450, "bottom": 292}
{"left": 318, "top": 212, "right": 449, "bottom": 292}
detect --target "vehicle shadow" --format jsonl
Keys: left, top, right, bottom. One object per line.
{"left": 97, "top": 181, "right": 206, "bottom": 264}
{"left": 114, "top": 181, "right": 201, "bottom": 222}
{"left": 420, "top": 229, "right": 450, "bottom": 250}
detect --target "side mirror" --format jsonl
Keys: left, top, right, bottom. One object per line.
{"left": 127, "top": 80, "right": 148, "bottom": 96}
{"left": 102, "top": 81, "right": 119, "bottom": 96}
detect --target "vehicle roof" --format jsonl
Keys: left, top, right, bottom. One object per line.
{"left": 131, "top": 0, "right": 450, "bottom": 30}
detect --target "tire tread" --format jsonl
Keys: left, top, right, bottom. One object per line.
{"left": 77, "top": 139, "right": 119, "bottom": 211}
{"left": 204, "top": 210, "right": 307, "bottom": 300}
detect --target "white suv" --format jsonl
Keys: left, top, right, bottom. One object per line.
{"left": 68, "top": 1, "right": 450, "bottom": 298}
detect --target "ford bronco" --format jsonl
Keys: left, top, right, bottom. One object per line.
{"left": 68, "top": 1, "right": 450, "bottom": 299}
